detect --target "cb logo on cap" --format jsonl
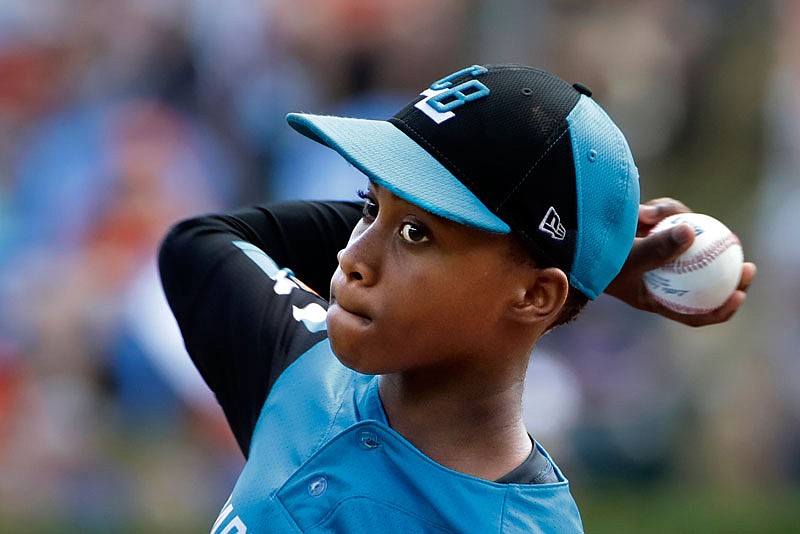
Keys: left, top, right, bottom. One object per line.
{"left": 415, "top": 65, "right": 490, "bottom": 124}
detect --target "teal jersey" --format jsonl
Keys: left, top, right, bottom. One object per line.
{"left": 214, "top": 340, "right": 583, "bottom": 533}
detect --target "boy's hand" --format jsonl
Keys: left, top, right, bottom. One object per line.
{"left": 604, "top": 198, "right": 757, "bottom": 327}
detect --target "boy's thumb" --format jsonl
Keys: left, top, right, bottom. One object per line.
{"left": 629, "top": 224, "right": 695, "bottom": 272}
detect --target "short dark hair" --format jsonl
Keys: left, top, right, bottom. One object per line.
{"left": 508, "top": 235, "right": 590, "bottom": 331}
{"left": 549, "top": 285, "right": 589, "bottom": 330}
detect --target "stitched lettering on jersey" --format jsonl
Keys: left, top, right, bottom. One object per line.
{"left": 292, "top": 303, "right": 327, "bottom": 333}
{"left": 233, "top": 240, "right": 327, "bottom": 333}
{"left": 211, "top": 496, "right": 248, "bottom": 533}
{"left": 233, "top": 241, "right": 299, "bottom": 294}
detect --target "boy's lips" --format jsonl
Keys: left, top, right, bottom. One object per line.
{"left": 329, "top": 293, "right": 373, "bottom": 322}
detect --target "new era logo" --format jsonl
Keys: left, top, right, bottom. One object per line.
{"left": 539, "top": 207, "right": 566, "bottom": 240}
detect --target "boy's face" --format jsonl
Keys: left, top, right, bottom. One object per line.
{"left": 328, "top": 183, "right": 535, "bottom": 375}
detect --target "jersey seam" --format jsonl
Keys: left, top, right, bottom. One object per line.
{"left": 498, "top": 486, "right": 510, "bottom": 534}
{"left": 310, "top": 370, "right": 354, "bottom": 455}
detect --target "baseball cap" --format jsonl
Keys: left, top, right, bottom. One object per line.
{"left": 287, "top": 64, "right": 640, "bottom": 299}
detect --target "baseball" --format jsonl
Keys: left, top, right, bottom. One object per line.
{"left": 643, "top": 213, "right": 743, "bottom": 315}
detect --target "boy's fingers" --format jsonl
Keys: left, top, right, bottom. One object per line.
{"left": 738, "top": 262, "right": 757, "bottom": 291}
{"left": 653, "top": 261, "right": 755, "bottom": 327}
{"left": 638, "top": 198, "right": 692, "bottom": 226}
{"left": 658, "top": 289, "right": 746, "bottom": 327}
{"left": 626, "top": 224, "right": 695, "bottom": 272}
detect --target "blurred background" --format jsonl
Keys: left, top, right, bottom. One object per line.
{"left": 0, "top": 0, "right": 797, "bottom": 532}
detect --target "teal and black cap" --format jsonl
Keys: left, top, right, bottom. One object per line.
{"left": 287, "top": 64, "right": 640, "bottom": 299}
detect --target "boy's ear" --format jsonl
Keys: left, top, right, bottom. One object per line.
{"left": 508, "top": 267, "right": 569, "bottom": 325}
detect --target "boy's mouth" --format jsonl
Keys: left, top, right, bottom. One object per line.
{"left": 329, "top": 293, "right": 372, "bottom": 322}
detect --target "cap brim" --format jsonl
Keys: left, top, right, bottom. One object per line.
{"left": 286, "top": 113, "right": 510, "bottom": 233}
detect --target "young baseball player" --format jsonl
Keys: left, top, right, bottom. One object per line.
{"left": 159, "top": 64, "right": 754, "bottom": 532}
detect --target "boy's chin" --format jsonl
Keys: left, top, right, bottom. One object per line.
{"left": 331, "top": 350, "right": 381, "bottom": 376}
{"left": 328, "top": 334, "right": 391, "bottom": 376}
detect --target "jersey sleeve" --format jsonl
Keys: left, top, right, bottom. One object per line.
{"left": 158, "top": 200, "right": 362, "bottom": 456}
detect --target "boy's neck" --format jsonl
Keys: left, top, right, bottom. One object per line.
{"left": 378, "top": 365, "right": 532, "bottom": 482}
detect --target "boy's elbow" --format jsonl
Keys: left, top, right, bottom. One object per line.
{"left": 157, "top": 215, "right": 212, "bottom": 287}
{"left": 158, "top": 218, "right": 192, "bottom": 270}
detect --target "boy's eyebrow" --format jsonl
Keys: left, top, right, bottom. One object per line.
{"left": 368, "top": 180, "right": 469, "bottom": 231}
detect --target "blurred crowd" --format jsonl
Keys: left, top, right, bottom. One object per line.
{"left": 0, "top": 0, "right": 797, "bottom": 530}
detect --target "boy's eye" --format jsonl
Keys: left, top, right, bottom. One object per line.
{"left": 399, "top": 222, "right": 429, "bottom": 243}
{"left": 357, "top": 189, "right": 378, "bottom": 220}
{"left": 361, "top": 199, "right": 378, "bottom": 220}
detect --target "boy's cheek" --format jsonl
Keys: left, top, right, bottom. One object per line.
{"left": 329, "top": 268, "right": 345, "bottom": 302}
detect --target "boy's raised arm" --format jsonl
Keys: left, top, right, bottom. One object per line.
{"left": 158, "top": 200, "right": 361, "bottom": 455}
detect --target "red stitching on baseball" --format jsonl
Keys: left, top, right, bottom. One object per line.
{"left": 659, "top": 233, "right": 740, "bottom": 274}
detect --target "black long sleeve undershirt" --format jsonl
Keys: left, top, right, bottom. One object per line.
{"left": 158, "top": 201, "right": 362, "bottom": 455}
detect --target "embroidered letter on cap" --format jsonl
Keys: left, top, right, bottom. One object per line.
{"left": 415, "top": 88, "right": 457, "bottom": 124}
{"left": 539, "top": 207, "right": 566, "bottom": 240}
{"left": 415, "top": 65, "right": 490, "bottom": 124}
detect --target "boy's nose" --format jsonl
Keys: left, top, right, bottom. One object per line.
{"left": 338, "top": 249, "right": 363, "bottom": 281}
{"left": 336, "top": 240, "right": 373, "bottom": 285}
